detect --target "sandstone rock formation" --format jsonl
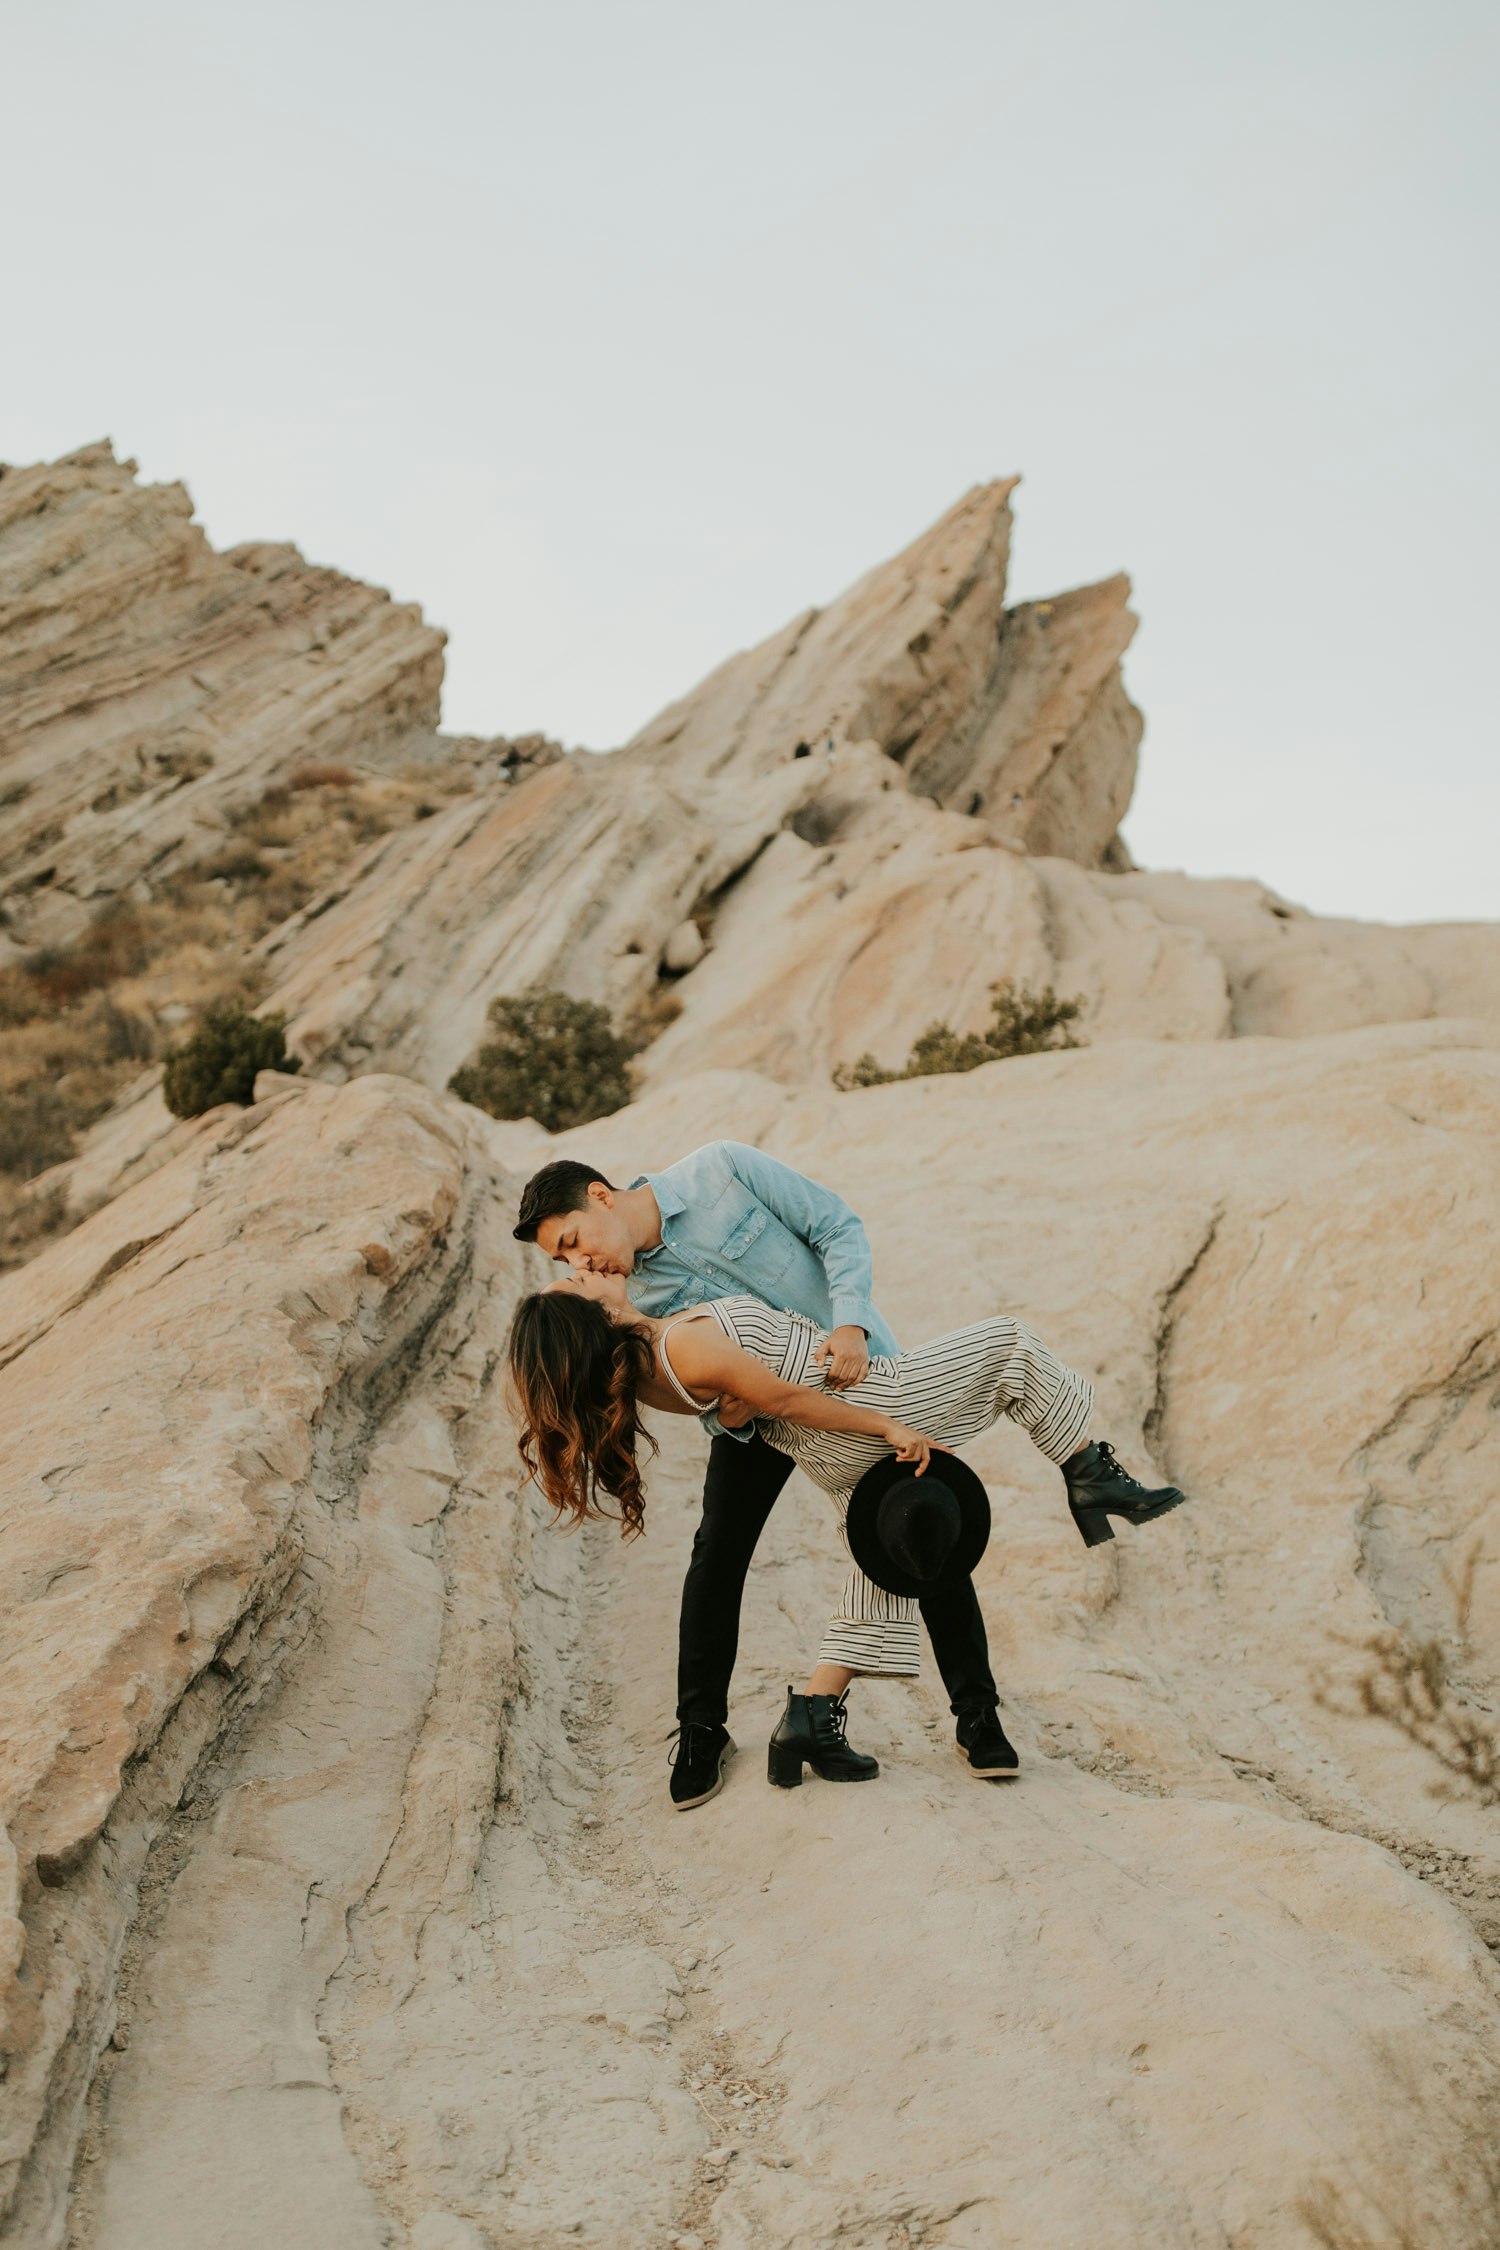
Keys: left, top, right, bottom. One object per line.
{"left": 1105, "top": 867, "right": 1500, "bottom": 1036}
{"left": 3, "top": 1034, "right": 1498, "bottom": 2248}
{"left": 241, "top": 481, "right": 1497, "bottom": 1099}
{"left": 623, "top": 480, "right": 1142, "bottom": 867}
{"left": 4, "top": 447, "right": 1500, "bottom": 2249}
{"left": 9, "top": 449, "right": 1498, "bottom": 1179}
{"left": 0, "top": 442, "right": 445, "bottom": 952}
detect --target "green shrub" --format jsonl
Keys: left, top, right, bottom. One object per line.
{"left": 162, "top": 1006, "right": 298, "bottom": 1117}
{"left": 448, "top": 990, "right": 635, "bottom": 1132}
{"left": 834, "top": 978, "right": 1084, "bottom": 1090}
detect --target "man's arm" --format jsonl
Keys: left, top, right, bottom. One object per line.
{"left": 721, "top": 1143, "right": 878, "bottom": 1385}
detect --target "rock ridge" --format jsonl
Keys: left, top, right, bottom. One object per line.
{"left": 0, "top": 443, "right": 445, "bottom": 951}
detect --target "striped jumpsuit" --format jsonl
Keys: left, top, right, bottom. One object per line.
{"left": 655, "top": 1295, "right": 1094, "bottom": 1677}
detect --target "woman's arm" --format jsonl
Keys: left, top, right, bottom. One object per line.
{"left": 663, "top": 1321, "right": 936, "bottom": 1471}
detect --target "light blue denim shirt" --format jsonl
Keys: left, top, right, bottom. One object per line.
{"left": 625, "top": 1141, "right": 900, "bottom": 1443}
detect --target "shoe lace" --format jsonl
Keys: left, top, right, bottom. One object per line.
{"left": 1093, "top": 1441, "right": 1131, "bottom": 1484}
{"left": 668, "top": 1723, "right": 713, "bottom": 1770}
{"left": 825, "top": 1694, "right": 850, "bottom": 1745}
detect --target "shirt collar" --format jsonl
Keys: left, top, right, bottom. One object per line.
{"left": 630, "top": 1171, "right": 681, "bottom": 1262}
{"left": 632, "top": 1170, "right": 683, "bottom": 1220}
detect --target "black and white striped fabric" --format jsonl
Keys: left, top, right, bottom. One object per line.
{"left": 688, "top": 1295, "right": 1094, "bottom": 1677}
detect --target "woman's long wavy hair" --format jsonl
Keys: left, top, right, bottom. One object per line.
{"left": 506, "top": 1290, "right": 658, "bottom": 1537}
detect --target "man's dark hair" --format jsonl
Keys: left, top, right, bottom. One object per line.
{"left": 514, "top": 1159, "right": 616, "bottom": 1243}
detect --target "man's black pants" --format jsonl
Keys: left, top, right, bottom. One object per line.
{"left": 677, "top": 1429, "right": 999, "bottom": 1730}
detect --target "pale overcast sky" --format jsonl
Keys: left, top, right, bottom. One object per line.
{"left": 6, "top": 1, "right": 1497, "bottom": 922}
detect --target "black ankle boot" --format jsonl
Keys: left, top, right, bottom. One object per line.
{"left": 767, "top": 1689, "right": 880, "bottom": 1788}
{"left": 1062, "top": 1440, "right": 1186, "bottom": 1547}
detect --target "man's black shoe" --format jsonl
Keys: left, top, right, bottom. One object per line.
{"left": 1062, "top": 1440, "right": 1186, "bottom": 1548}
{"left": 956, "top": 1703, "right": 1020, "bottom": 1779}
{"left": 767, "top": 1689, "right": 879, "bottom": 1787}
{"left": 669, "top": 1722, "right": 734, "bottom": 1809}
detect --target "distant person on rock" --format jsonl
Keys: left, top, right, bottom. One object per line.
{"left": 509, "top": 1146, "right": 1184, "bottom": 1809}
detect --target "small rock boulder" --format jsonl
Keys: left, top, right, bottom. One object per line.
{"left": 662, "top": 919, "right": 706, "bottom": 974}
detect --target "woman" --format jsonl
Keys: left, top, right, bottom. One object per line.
{"left": 506, "top": 1268, "right": 1144, "bottom": 1710}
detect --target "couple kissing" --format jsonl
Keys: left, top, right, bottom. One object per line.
{"left": 506, "top": 1141, "right": 1185, "bottom": 1807}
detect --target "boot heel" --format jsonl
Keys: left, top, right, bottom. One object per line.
{"left": 767, "top": 1742, "right": 805, "bottom": 1788}
{"left": 1074, "top": 1506, "right": 1116, "bottom": 1548}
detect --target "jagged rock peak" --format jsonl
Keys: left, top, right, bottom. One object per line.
{"left": 628, "top": 477, "right": 1142, "bottom": 869}
{"left": 0, "top": 441, "right": 446, "bottom": 948}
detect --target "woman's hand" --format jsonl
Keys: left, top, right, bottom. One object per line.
{"left": 882, "top": 1418, "right": 935, "bottom": 1475}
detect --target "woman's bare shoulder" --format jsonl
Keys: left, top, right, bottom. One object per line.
{"left": 661, "top": 1311, "right": 733, "bottom": 1373}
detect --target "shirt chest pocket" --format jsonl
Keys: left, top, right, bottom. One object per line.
{"left": 718, "top": 1203, "right": 797, "bottom": 1284}
{"left": 718, "top": 1205, "right": 769, "bottom": 1260}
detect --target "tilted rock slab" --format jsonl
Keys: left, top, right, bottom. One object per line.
{"left": 0, "top": 443, "right": 445, "bottom": 949}
{"left": 246, "top": 478, "right": 1498, "bottom": 1102}
{"left": 248, "top": 478, "right": 1153, "bottom": 1093}
{"left": 624, "top": 478, "right": 1143, "bottom": 868}
{"left": 257, "top": 750, "right": 819, "bottom": 1093}
{"left": 3, "top": 1030, "right": 1500, "bottom": 2245}
{"left": 13, "top": 451, "right": 1500, "bottom": 1217}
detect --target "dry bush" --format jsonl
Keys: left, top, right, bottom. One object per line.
{"left": 287, "top": 761, "right": 356, "bottom": 790}
{"left": 0, "top": 906, "right": 155, "bottom": 1026}
{"left": 0, "top": 1084, "right": 74, "bottom": 1178}
{"left": 1317, "top": 1547, "right": 1498, "bottom": 1808}
{"left": 622, "top": 980, "right": 684, "bottom": 1049}
{"left": 1298, "top": 2048, "right": 1500, "bottom": 2250}
{"left": 201, "top": 843, "right": 272, "bottom": 884}
{"left": 835, "top": 979, "right": 1084, "bottom": 1090}
{"left": 0, "top": 1180, "right": 68, "bottom": 1273}
{"left": 0, "top": 766, "right": 443, "bottom": 1263}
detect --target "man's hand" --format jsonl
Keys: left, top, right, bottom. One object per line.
{"left": 715, "top": 1393, "right": 757, "bottom": 1431}
{"left": 816, "top": 1324, "right": 870, "bottom": 1391}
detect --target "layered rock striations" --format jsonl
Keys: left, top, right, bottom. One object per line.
{"left": 7, "top": 447, "right": 1497, "bottom": 1137}
{"left": 624, "top": 479, "right": 1142, "bottom": 864}
{"left": 2, "top": 1037, "right": 1499, "bottom": 2247}
{"left": 4, "top": 446, "right": 1500, "bottom": 2247}
{"left": 246, "top": 477, "right": 1498, "bottom": 1097}
{"left": 0, "top": 443, "right": 445, "bottom": 951}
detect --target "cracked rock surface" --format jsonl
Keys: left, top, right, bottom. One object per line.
{"left": 2, "top": 1019, "right": 1498, "bottom": 2247}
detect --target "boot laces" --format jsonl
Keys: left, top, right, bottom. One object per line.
{"left": 668, "top": 1723, "right": 716, "bottom": 1770}
{"left": 826, "top": 1695, "right": 850, "bottom": 1745}
{"left": 1094, "top": 1441, "right": 1132, "bottom": 1485}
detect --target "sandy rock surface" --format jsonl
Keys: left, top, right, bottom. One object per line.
{"left": 3, "top": 1028, "right": 1498, "bottom": 2247}
{"left": 0, "top": 443, "right": 445, "bottom": 949}
{"left": 1106, "top": 867, "right": 1500, "bottom": 1037}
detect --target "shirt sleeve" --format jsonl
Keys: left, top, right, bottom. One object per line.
{"left": 719, "top": 1142, "right": 879, "bottom": 1337}
{"left": 701, "top": 1405, "right": 754, "bottom": 1445}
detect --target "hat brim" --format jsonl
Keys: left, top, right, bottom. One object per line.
{"left": 843, "top": 1451, "right": 991, "bottom": 1600}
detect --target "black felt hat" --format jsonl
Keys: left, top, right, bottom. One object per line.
{"left": 843, "top": 1452, "right": 991, "bottom": 1599}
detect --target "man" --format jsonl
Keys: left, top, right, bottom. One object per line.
{"left": 513, "top": 1141, "right": 1180, "bottom": 1808}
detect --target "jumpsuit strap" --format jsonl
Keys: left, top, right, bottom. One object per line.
{"left": 656, "top": 1309, "right": 722, "bottom": 1417}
